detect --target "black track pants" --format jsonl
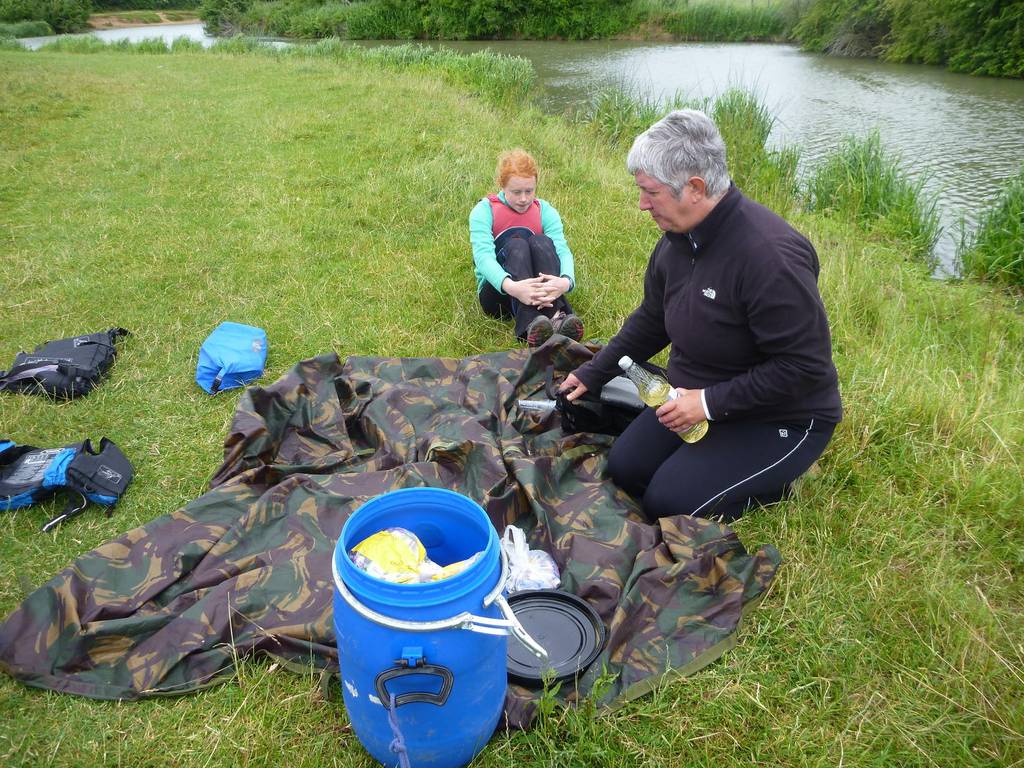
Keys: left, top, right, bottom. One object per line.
{"left": 607, "top": 407, "right": 836, "bottom": 523}
{"left": 478, "top": 234, "right": 572, "bottom": 338}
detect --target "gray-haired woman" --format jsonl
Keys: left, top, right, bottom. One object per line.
{"left": 560, "top": 109, "right": 841, "bottom": 523}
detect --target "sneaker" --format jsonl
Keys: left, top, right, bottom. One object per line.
{"left": 553, "top": 313, "right": 584, "bottom": 342}
{"left": 525, "top": 315, "right": 554, "bottom": 347}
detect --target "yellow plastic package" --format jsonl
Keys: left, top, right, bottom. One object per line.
{"left": 350, "top": 527, "right": 483, "bottom": 583}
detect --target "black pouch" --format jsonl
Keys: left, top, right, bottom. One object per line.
{"left": 555, "top": 390, "right": 639, "bottom": 435}
{"left": 0, "top": 328, "right": 130, "bottom": 399}
{"left": 544, "top": 365, "right": 648, "bottom": 436}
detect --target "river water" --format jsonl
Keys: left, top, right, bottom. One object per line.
{"left": 20, "top": 24, "right": 1024, "bottom": 273}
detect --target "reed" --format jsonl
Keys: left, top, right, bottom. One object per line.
{"left": 805, "top": 130, "right": 940, "bottom": 264}
{"left": 36, "top": 35, "right": 113, "bottom": 51}
{"left": 711, "top": 87, "right": 799, "bottom": 214}
{"left": 283, "top": 2, "right": 350, "bottom": 38}
{"left": 957, "top": 168, "right": 1024, "bottom": 289}
{"left": 585, "top": 85, "right": 702, "bottom": 149}
{"left": 654, "top": 1, "right": 789, "bottom": 41}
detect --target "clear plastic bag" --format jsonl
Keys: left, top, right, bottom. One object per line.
{"left": 501, "top": 525, "right": 560, "bottom": 593}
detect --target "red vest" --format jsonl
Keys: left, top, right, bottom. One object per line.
{"left": 488, "top": 194, "right": 542, "bottom": 239}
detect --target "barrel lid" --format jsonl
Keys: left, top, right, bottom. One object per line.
{"left": 506, "top": 589, "right": 605, "bottom": 687}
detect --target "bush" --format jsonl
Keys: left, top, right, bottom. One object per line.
{"left": 45, "top": 0, "right": 89, "bottom": 30}
{"left": 0, "top": 0, "right": 91, "bottom": 33}
{"left": 806, "top": 130, "right": 940, "bottom": 263}
{"left": 200, "top": 0, "right": 253, "bottom": 34}
{"left": 792, "top": 0, "right": 890, "bottom": 56}
{"left": 958, "top": 168, "right": 1024, "bottom": 288}
{"left": 0, "top": 17, "right": 51, "bottom": 34}
{"left": 793, "top": 0, "right": 1024, "bottom": 77}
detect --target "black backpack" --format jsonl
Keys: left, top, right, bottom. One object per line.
{"left": 0, "top": 328, "right": 130, "bottom": 400}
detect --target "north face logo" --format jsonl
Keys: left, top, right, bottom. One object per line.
{"left": 702, "top": 287, "right": 716, "bottom": 300}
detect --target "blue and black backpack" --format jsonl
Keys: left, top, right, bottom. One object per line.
{"left": 0, "top": 438, "right": 135, "bottom": 531}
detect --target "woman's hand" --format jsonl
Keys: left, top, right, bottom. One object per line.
{"left": 537, "top": 273, "right": 570, "bottom": 306}
{"left": 502, "top": 276, "right": 548, "bottom": 307}
{"left": 655, "top": 388, "right": 705, "bottom": 433}
{"left": 558, "top": 372, "right": 589, "bottom": 402}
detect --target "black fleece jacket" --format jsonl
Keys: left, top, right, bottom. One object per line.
{"left": 576, "top": 185, "right": 842, "bottom": 424}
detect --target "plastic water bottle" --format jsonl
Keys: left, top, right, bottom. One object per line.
{"left": 617, "top": 356, "right": 708, "bottom": 443}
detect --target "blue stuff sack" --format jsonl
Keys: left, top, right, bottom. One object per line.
{"left": 195, "top": 322, "right": 267, "bottom": 394}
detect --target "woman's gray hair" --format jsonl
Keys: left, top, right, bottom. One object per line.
{"left": 626, "top": 109, "right": 730, "bottom": 198}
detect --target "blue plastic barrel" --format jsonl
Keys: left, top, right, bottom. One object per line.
{"left": 332, "top": 488, "right": 509, "bottom": 768}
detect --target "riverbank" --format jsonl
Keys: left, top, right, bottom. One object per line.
{"left": 1, "top": 42, "right": 1022, "bottom": 767}
{"left": 89, "top": 10, "right": 199, "bottom": 29}
{"left": 202, "top": 0, "right": 1022, "bottom": 78}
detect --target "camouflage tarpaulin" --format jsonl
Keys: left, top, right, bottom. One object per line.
{"left": 0, "top": 339, "right": 781, "bottom": 727}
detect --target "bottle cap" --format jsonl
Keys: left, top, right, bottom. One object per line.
{"left": 618, "top": 356, "right": 633, "bottom": 371}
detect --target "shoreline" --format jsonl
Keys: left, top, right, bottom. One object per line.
{"left": 88, "top": 12, "right": 200, "bottom": 30}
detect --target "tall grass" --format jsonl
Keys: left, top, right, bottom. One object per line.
{"left": 236, "top": 0, "right": 350, "bottom": 38}
{"left": 585, "top": 85, "right": 701, "bottom": 149}
{"left": 39, "top": 34, "right": 185, "bottom": 52}
{"left": 652, "top": 1, "right": 789, "bottom": 42}
{"left": 282, "top": 2, "right": 350, "bottom": 38}
{"left": 957, "top": 167, "right": 1024, "bottom": 289}
{"left": 806, "top": 130, "right": 940, "bottom": 264}
{"left": 711, "top": 87, "right": 799, "bottom": 215}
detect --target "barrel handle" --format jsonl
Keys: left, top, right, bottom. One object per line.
{"left": 332, "top": 547, "right": 548, "bottom": 660}
{"left": 375, "top": 663, "right": 454, "bottom": 709}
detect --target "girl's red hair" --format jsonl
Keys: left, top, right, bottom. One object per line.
{"left": 495, "top": 149, "right": 538, "bottom": 187}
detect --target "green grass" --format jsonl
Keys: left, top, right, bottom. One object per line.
{"left": 806, "top": 130, "right": 941, "bottom": 265}
{"left": 1, "top": 41, "right": 1023, "bottom": 767}
{"left": 958, "top": 167, "right": 1024, "bottom": 289}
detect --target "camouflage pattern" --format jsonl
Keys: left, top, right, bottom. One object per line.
{"left": 0, "top": 339, "right": 781, "bottom": 728}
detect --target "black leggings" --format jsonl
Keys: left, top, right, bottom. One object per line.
{"left": 607, "top": 408, "right": 836, "bottom": 523}
{"left": 478, "top": 234, "right": 572, "bottom": 338}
